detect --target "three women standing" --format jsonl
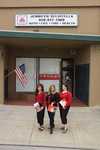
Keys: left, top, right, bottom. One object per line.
{"left": 34, "top": 83, "right": 72, "bottom": 134}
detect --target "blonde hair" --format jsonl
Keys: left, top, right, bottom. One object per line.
{"left": 48, "top": 84, "right": 56, "bottom": 94}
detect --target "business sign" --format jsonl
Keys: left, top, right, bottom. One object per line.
{"left": 15, "top": 13, "right": 78, "bottom": 27}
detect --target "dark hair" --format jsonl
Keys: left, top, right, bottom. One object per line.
{"left": 63, "top": 84, "right": 69, "bottom": 91}
{"left": 35, "top": 83, "right": 44, "bottom": 95}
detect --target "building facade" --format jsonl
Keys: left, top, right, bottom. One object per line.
{"left": 0, "top": 0, "right": 100, "bottom": 106}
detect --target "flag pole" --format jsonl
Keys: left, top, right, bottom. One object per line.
{"left": 5, "top": 69, "right": 15, "bottom": 79}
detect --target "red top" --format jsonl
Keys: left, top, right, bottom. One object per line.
{"left": 60, "top": 91, "right": 72, "bottom": 106}
{"left": 34, "top": 92, "right": 46, "bottom": 106}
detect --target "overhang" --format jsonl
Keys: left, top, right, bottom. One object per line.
{"left": 0, "top": 30, "right": 100, "bottom": 49}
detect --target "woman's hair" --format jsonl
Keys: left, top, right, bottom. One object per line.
{"left": 49, "top": 84, "right": 56, "bottom": 94}
{"left": 35, "top": 83, "right": 44, "bottom": 95}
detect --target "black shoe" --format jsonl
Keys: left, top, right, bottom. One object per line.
{"left": 50, "top": 128, "right": 53, "bottom": 134}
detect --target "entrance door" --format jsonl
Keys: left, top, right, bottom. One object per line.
{"left": 61, "top": 59, "right": 74, "bottom": 93}
{"left": 75, "top": 64, "right": 89, "bottom": 105}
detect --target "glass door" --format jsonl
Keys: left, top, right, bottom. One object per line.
{"left": 39, "top": 58, "right": 61, "bottom": 92}
{"left": 61, "top": 59, "right": 74, "bottom": 93}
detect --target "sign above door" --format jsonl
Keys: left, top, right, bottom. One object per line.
{"left": 15, "top": 13, "right": 78, "bottom": 27}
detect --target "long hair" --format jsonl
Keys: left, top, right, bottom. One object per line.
{"left": 35, "top": 83, "right": 44, "bottom": 95}
{"left": 48, "top": 84, "right": 56, "bottom": 94}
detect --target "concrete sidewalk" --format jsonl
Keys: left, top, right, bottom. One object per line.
{"left": 0, "top": 105, "right": 100, "bottom": 150}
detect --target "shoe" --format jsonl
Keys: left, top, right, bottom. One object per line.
{"left": 50, "top": 128, "right": 53, "bottom": 134}
{"left": 62, "top": 127, "right": 68, "bottom": 133}
{"left": 38, "top": 126, "right": 44, "bottom": 131}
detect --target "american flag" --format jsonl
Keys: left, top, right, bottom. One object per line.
{"left": 15, "top": 64, "right": 28, "bottom": 87}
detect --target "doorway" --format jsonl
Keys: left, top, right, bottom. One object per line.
{"left": 75, "top": 64, "right": 89, "bottom": 105}
{"left": 61, "top": 59, "right": 74, "bottom": 94}
{"left": 61, "top": 59, "right": 89, "bottom": 106}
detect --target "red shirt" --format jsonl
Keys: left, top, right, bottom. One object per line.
{"left": 60, "top": 91, "right": 72, "bottom": 106}
{"left": 34, "top": 92, "right": 46, "bottom": 106}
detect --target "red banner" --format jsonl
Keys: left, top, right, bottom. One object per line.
{"left": 39, "top": 74, "right": 60, "bottom": 80}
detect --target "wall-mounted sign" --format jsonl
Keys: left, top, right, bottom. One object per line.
{"left": 15, "top": 14, "right": 78, "bottom": 27}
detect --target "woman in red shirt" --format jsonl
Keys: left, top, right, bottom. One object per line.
{"left": 59, "top": 84, "right": 72, "bottom": 133}
{"left": 34, "top": 84, "right": 46, "bottom": 131}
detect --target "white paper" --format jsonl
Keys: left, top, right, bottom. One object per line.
{"left": 33, "top": 102, "right": 40, "bottom": 108}
{"left": 59, "top": 100, "right": 66, "bottom": 108}
{"left": 33, "top": 102, "right": 43, "bottom": 112}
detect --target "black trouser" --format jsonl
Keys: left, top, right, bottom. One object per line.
{"left": 59, "top": 106, "right": 70, "bottom": 124}
{"left": 37, "top": 108, "right": 45, "bottom": 126}
{"left": 48, "top": 111, "right": 55, "bottom": 128}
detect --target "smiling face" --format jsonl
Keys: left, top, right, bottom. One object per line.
{"left": 62, "top": 84, "right": 67, "bottom": 91}
{"left": 49, "top": 85, "right": 56, "bottom": 93}
{"left": 51, "top": 85, "right": 56, "bottom": 92}
{"left": 38, "top": 85, "right": 42, "bottom": 92}
{"left": 36, "top": 84, "right": 44, "bottom": 93}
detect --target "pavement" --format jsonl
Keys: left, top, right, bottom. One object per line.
{"left": 0, "top": 105, "right": 100, "bottom": 150}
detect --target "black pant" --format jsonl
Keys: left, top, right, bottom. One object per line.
{"left": 48, "top": 111, "right": 55, "bottom": 128}
{"left": 37, "top": 108, "right": 45, "bottom": 126}
{"left": 59, "top": 106, "right": 70, "bottom": 124}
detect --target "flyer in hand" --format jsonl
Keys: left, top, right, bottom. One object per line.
{"left": 59, "top": 99, "right": 67, "bottom": 108}
{"left": 33, "top": 102, "right": 43, "bottom": 112}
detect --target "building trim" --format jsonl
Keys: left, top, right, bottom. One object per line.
{"left": 0, "top": 30, "right": 100, "bottom": 42}
{"left": 0, "top": 5, "right": 100, "bottom": 9}
{"left": 0, "top": 1, "right": 100, "bottom": 8}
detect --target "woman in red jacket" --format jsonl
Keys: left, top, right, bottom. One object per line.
{"left": 34, "top": 84, "right": 46, "bottom": 131}
{"left": 59, "top": 84, "right": 72, "bottom": 133}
